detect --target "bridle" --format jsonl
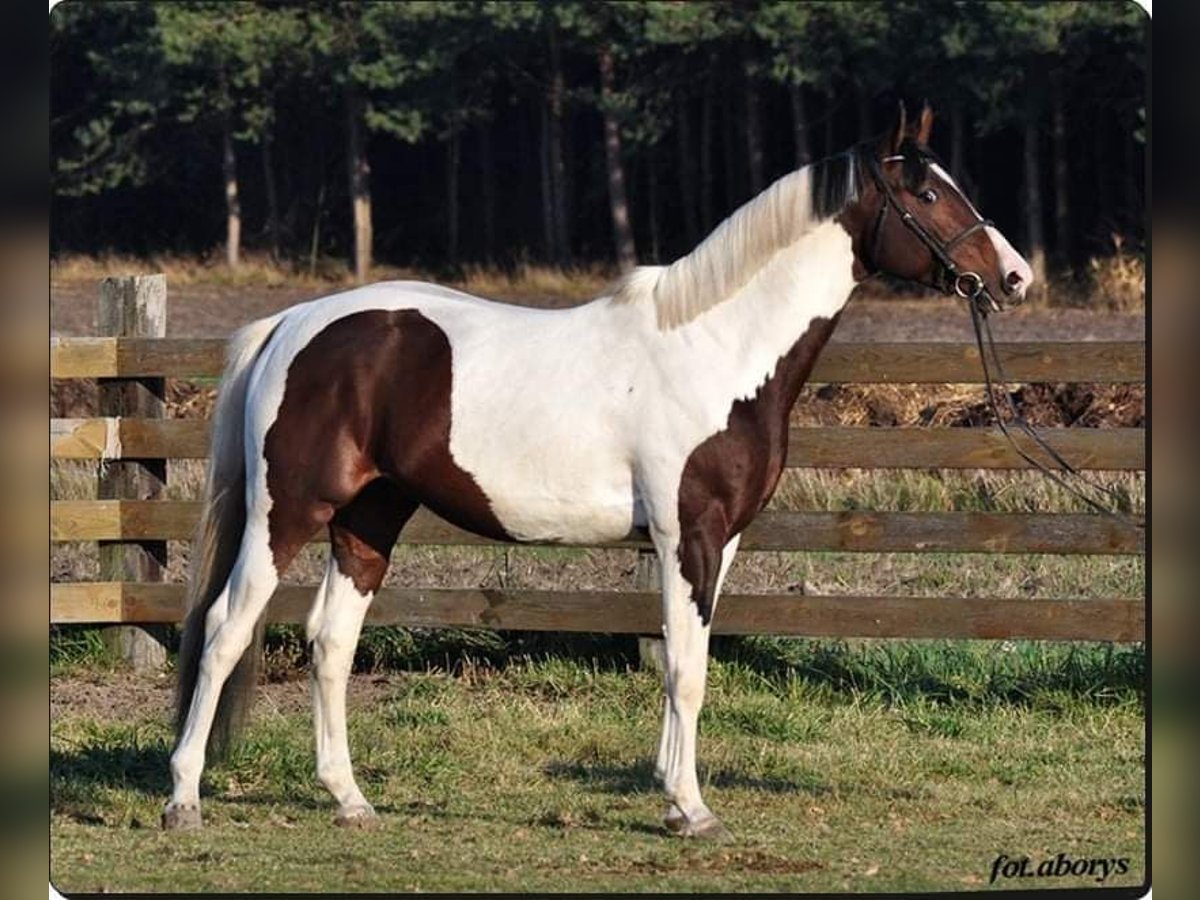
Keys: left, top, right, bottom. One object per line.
{"left": 862, "top": 150, "right": 1000, "bottom": 314}
{"left": 858, "top": 147, "right": 1144, "bottom": 531}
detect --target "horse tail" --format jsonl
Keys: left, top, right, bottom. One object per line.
{"left": 175, "top": 312, "right": 285, "bottom": 756}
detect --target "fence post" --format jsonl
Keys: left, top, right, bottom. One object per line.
{"left": 634, "top": 549, "right": 665, "bottom": 673}
{"left": 98, "top": 275, "right": 169, "bottom": 671}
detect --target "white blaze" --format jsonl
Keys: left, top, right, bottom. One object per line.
{"left": 930, "top": 162, "right": 1033, "bottom": 296}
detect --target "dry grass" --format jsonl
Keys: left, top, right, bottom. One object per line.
{"left": 50, "top": 253, "right": 615, "bottom": 306}
{"left": 1043, "top": 236, "right": 1145, "bottom": 314}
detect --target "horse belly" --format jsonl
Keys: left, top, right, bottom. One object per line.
{"left": 467, "top": 447, "right": 636, "bottom": 544}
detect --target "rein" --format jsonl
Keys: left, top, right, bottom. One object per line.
{"left": 967, "top": 299, "right": 1145, "bottom": 530}
{"left": 861, "top": 150, "right": 1144, "bottom": 531}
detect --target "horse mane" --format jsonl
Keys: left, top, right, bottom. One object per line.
{"left": 609, "top": 148, "right": 863, "bottom": 330}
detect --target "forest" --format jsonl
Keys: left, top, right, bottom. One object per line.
{"left": 50, "top": 1, "right": 1148, "bottom": 285}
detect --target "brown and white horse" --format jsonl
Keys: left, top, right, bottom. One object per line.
{"left": 164, "top": 105, "right": 1031, "bottom": 838}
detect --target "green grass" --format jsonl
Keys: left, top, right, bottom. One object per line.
{"left": 50, "top": 448, "right": 1146, "bottom": 891}
{"left": 51, "top": 646, "right": 1144, "bottom": 893}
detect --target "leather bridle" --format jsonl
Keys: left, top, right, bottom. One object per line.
{"left": 862, "top": 150, "right": 1001, "bottom": 314}
{"left": 856, "top": 145, "right": 1142, "bottom": 530}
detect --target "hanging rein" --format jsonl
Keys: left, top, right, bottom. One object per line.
{"left": 860, "top": 151, "right": 1144, "bottom": 531}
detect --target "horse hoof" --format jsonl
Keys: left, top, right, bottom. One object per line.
{"left": 677, "top": 815, "right": 732, "bottom": 842}
{"left": 162, "top": 803, "right": 202, "bottom": 831}
{"left": 663, "top": 804, "right": 686, "bottom": 833}
{"left": 335, "top": 805, "right": 380, "bottom": 829}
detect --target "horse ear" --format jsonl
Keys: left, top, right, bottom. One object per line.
{"left": 916, "top": 102, "right": 934, "bottom": 146}
{"left": 887, "top": 100, "right": 908, "bottom": 154}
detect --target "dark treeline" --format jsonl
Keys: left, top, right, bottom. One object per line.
{"left": 51, "top": 1, "right": 1147, "bottom": 282}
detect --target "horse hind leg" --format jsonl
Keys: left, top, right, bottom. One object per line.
{"left": 165, "top": 508, "right": 301, "bottom": 829}
{"left": 308, "top": 478, "right": 416, "bottom": 828}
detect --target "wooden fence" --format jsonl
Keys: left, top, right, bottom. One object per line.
{"left": 51, "top": 277, "right": 1145, "bottom": 651}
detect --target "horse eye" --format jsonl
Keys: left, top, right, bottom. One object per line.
{"left": 918, "top": 189, "right": 938, "bottom": 204}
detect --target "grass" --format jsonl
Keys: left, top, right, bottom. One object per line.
{"left": 50, "top": 648, "right": 1145, "bottom": 893}
{"left": 1041, "top": 234, "right": 1146, "bottom": 314}
{"left": 51, "top": 252, "right": 615, "bottom": 305}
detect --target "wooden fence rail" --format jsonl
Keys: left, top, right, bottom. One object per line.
{"left": 51, "top": 502, "right": 1142, "bottom": 555}
{"left": 50, "top": 583, "right": 1144, "bottom": 643}
{"left": 52, "top": 336, "right": 1146, "bottom": 382}
{"left": 51, "top": 419, "right": 1145, "bottom": 470}
{"left": 50, "top": 277, "right": 1145, "bottom": 648}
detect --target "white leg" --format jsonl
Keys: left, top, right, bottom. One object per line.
{"left": 308, "top": 555, "right": 377, "bottom": 826}
{"left": 656, "top": 535, "right": 739, "bottom": 789}
{"left": 165, "top": 518, "right": 278, "bottom": 826}
{"left": 654, "top": 693, "right": 675, "bottom": 784}
{"left": 657, "top": 535, "right": 740, "bottom": 839}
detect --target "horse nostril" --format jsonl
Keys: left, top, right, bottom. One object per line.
{"left": 1004, "top": 270, "right": 1024, "bottom": 292}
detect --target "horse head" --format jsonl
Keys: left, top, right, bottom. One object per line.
{"left": 842, "top": 102, "right": 1034, "bottom": 311}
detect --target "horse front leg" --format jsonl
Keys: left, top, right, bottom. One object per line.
{"left": 654, "top": 534, "right": 740, "bottom": 788}
{"left": 654, "top": 524, "right": 740, "bottom": 840}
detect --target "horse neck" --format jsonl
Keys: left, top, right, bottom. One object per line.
{"left": 668, "top": 219, "right": 858, "bottom": 401}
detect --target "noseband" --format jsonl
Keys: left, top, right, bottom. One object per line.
{"left": 863, "top": 152, "right": 1000, "bottom": 313}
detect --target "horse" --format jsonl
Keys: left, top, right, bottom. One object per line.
{"left": 163, "top": 103, "right": 1032, "bottom": 839}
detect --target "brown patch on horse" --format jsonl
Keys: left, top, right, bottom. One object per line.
{"left": 330, "top": 478, "right": 418, "bottom": 594}
{"left": 676, "top": 314, "right": 841, "bottom": 623}
{"left": 264, "top": 309, "right": 512, "bottom": 573}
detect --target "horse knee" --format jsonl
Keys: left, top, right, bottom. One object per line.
{"left": 313, "top": 634, "right": 355, "bottom": 674}
{"left": 668, "top": 665, "right": 707, "bottom": 711}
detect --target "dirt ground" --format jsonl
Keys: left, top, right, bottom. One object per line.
{"left": 49, "top": 669, "right": 398, "bottom": 725}
{"left": 50, "top": 277, "right": 1145, "bottom": 342}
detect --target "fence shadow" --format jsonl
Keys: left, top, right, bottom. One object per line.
{"left": 51, "top": 743, "right": 173, "bottom": 806}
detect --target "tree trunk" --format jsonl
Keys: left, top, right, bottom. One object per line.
{"left": 721, "top": 75, "right": 739, "bottom": 209}
{"left": 345, "top": 85, "right": 372, "bottom": 283}
{"left": 647, "top": 147, "right": 660, "bottom": 263}
{"left": 446, "top": 128, "right": 461, "bottom": 266}
{"left": 1123, "top": 129, "right": 1139, "bottom": 231}
{"left": 1051, "top": 90, "right": 1070, "bottom": 264}
{"left": 1094, "top": 117, "right": 1111, "bottom": 233}
{"left": 788, "top": 82, "right": 811, "bottom": 170}
{"left": 948, "top": 101, "right": 977, "bottom": 200}
{"left": 222, "top": 121, "right": 240, "bottom": 269}
{"left": 676, "top": 100, "right": 700, "bottom": 245}
{"left": 744, "top": 66, "right": 765, "bottom": 194}
{"left": 949, "top": 101, "right": 966, "bottom": 181}
{"left": 823, "top": 93, "right": 836, "bottom": 157}
{"left": 546, "top": 19, "right": 570, "bottom": 265}
{"left": 540, "top": 102, "right": 554, "bottom": 263}
{"left": 308, "top": 180, "right": 325, "bottom": 278}
{"left": 855, "top": 83, "right": 872, "bottom": 139}
{"left": 260, "top": 127, "right": 280, "bottom": 261}
{"left": 699, "top": 71, "right": 715, "bottom": 232}
{"left": 1022, "top": 113, "right": 1047, "bottom": 291}
{"left": 479, "top": 120, "right": 496, "bottom": 264}
{"left": 598, "top": 45, "right": 637, "bottom": 272}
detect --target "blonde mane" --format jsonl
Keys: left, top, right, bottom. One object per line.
{"left": 610, "top": 153, "right": 860, "bottom": 330}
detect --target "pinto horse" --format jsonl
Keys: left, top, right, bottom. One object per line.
{"left": 164, "top": 104, "right": 1032, "bottom": 838}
